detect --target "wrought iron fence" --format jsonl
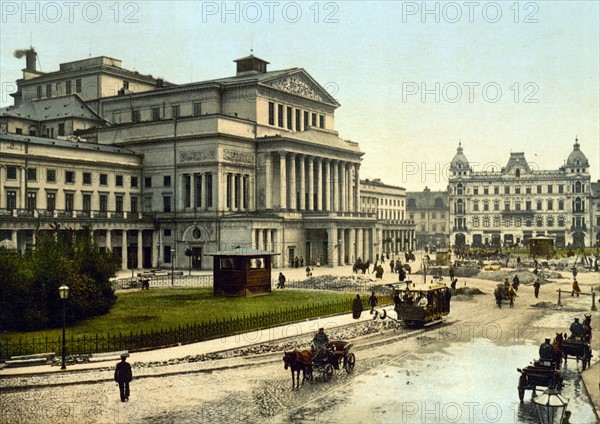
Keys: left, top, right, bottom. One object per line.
{"left": 0, "top": 298, "right": 357, "bottom": 360}
{"left": 112, "top": 274, "right": 214, "bottom": 290}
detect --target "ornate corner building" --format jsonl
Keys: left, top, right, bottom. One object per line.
{"left": 1, "top": 50, "right": 415, "bottom": 269}
{"left": 448, "top": 141, "right": 598, "bottom": 249}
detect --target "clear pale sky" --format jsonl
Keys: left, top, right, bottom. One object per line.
{"left": 1, "top": 1, "right": 598, "bottom": 191}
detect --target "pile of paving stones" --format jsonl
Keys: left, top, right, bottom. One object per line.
{"left": 478, "top": 269, "right": 563, "bottom": 285}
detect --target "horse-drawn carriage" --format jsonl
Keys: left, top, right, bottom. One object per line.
{"left": 352, "top": 259, "right": 370, "bottom": 274}
{"left": 517, "top": 337, "right": 564, "bottom": 402}
{"left": 562, "top": 315, "right": 592, "bottom": 370}
{"left": 386, "top": 282, "right": 451, "bottom": 327}
{"left": 282, "top": 340, "right": 355, "bottom": 388}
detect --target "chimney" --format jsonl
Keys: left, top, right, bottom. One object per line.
{"left": 26, "top": 49, "right": 37, "bottom": 71}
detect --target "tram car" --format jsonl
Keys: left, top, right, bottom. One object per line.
{"left": 387, "top": 281, "right": 452, "bottom": 327}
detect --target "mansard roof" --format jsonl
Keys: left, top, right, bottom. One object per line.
{"left": 0, "top": 95, "right": 105, "bottom": 123}
{"left": 502, "top": 152, "right": 531, "bottom": 174}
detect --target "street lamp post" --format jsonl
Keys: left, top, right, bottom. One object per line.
{"left": 58, "top": 285, "right": 69, "bottom": 370}
{"left": 171, "top": 248, "right": 175, "bottom": 286}
{"left": 533, "top": 388, "right": 568, "bottom": 424}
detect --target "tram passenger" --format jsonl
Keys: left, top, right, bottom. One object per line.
{"left": 393, "top": 291, "right": 401, "bottom": 307}
{"left": 415, "top": 293, "right": 428, "bottom": 307}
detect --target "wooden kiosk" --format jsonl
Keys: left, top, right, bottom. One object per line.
{"left": 529, "top": 236, "right": 555, "bottom": 258}
{"left": 206, "top": 248, "right": 279, "bottom": 297}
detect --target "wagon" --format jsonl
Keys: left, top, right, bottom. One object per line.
{"left": 311, "top": 340, "right": 355, "bottom": 381}
{"left": 562, "top": 336, "right": 592, "bottom": 370}
{"left": 517, "top": 358, "right": 563, "bottom": 402}
{"left": 388, "top": 282, "right": 451, "bottom": 327}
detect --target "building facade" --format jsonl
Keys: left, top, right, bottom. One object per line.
{"left": 406, "top": 187, "right": 450, "bottom": 249}
{"left": 591, "top": 181, "right": 600, "bottom": 247}
{"left": 448, "top": 141, "right": 593, "bottom": 248}
{"left": 1, "top": 52, "right": 393, "bottom": 269}
{"left": 360, "top": 178, "right": 415, "bottom": 258}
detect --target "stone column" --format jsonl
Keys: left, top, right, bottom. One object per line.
{"left": 289, "top": 153, "right": 297, "bottom": 210}
{"left": 264, "top": 153, "right": 272, "bottom": 209}
{"left": 137, "top": 230, "right": 143, "bottom": 269}
{"left": 249, "top": 174, "right": 256, "bottom": 211}
{"left": 277, "top": 229, "right": 283, "bottom": 268}
{"left": 121, "top": 230, "right": 128, "bottom": 270}
{"left": 332, "top": 161, "right": 339, "bottom": 211}
{"left": 279, "top": 152, "right": 287, "bottom": 210}
{"left": 106, "top": 229, "right": 112, "bottom": 253}
{"left": 11, "top": 230, "right": 18, "bottom": 247}
{"left": 377, "top": 228, "right": 382, "bottom": 259}
{"left": 348, "top": 228, "right": 356, "bottom": 264}
{"left": 20, "top": 167, "right": 26, "bottom": 209}
{"left": 0, "top": 166, "right": 4, "bottom": 209}
{"left": 152, "top": 230, "right": 159, "bottom": 268}
{"left": 338, "top": 228, "right": 346, "bottom": 265}
{"left": 324, "top": 160, "right": 331, "bottom": 211}
{"left": 299, "top": 155, "right": 306, "bottom": 210}
{"left": 266, "top": 228, "right": 272, "bottom": 253}
{"left": 308, "top": 156, "right": 314, "bottom": 211}
{"left": 257, "top": 228, "right": 264, "bottom": 251}
{"left": 357, "top": 228, "right": 364, "bottom": 262}
{"left": 316, "top": 158, "right": 323, "bottom": 211}
{"left": 216, "top": 165, "right": 224, "bottom": 211}
{"left": 327, "top": 227, "right": 337, "bottom": 268}
{"left": 355, "top": 164, "right": 361, "bottom": 212}
{"left": 340, "top": 162, "right": 346, "bottom": 212}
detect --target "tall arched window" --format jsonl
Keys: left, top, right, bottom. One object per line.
{"left": 515, "top": 168, "right": 520, "bottom": 177}
{"left": 456, "top": 199, "right": 464, "bottom": 214}
{"left": 574, "top": 181, "right": 582, "bottom": 193}
{"left": 456, "top": 183, "right": 463, "bottom": 195}
{"left": 574, "top": 197, "right": 584, "bottom": 213}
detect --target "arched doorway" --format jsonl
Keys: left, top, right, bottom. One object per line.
{"left": 182, "top": 225, "right": 209, "bottom": 270}
{"left": 572, "top": 232, "right": 585, "bottom": 248}
{"left": 455, "top": 233, "right": 466, "bottom": 247}
{"left": 472, "top": 234, "right": 483, "bottom": 248}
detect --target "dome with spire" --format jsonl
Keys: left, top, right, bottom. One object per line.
{"left": 566, "top": 137, "right": 589, "bottom": 167}
{"left": 450, "top": 142, "right": 469, "bottom": 171}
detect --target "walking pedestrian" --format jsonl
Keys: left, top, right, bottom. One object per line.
{"left": 368, "top": 291, "right": 378, "bottom": 314}
{"left": 114, "top": 353, "right": 132, "bottom": 402}
{"left": 448, "top": 265, "right": 455, "bottom": 281}
{"left": 352, "top": 294, "right": 363, "bottom": 319}
{"left": 390, "top": 259, "right": 395, "bottom": 274}
{"left": 571, "top": 279, "right": 581, "bottom": 297}
{"left": 533, "top": 279, "right": 540, "bottom": 298}
{"left": 277, "top": 272, "right": 286, "bottom": 289}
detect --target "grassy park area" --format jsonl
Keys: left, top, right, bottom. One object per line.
{"left": 2, "top": 288, "right": 360, "bottom": 342}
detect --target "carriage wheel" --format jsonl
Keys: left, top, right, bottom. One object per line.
{"left": 518, "top": 375, "right": 527, "bottom": 402}
{"left": 344, "top": 353, "right": 356, "bottom": 374}
{"left": 323, "top": 364, "right": 334, "bottom": 381}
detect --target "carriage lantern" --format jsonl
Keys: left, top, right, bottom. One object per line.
{"left": 533, "top": 388, "right": 568, "bottom": 424}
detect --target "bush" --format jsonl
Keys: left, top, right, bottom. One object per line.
{"left": 0, "top": 232, "right": 118, "bottom": 331}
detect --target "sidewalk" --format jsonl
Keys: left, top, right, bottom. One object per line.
{"left": 0, "top": 305, "right": 378, "bottom": 377}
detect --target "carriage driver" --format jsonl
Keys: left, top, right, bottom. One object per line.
{"left": 570, "top": 318, "right": 584, "bottom": 339}
{"left": 311, "top": 328, "right": 332, "bottom": 363}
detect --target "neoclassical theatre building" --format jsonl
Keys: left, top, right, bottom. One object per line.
{"left": 1, "top": 51, "right": 415, "bottom": 269}
{"left": 449, "top": 141, "right": 596, "bottom": 248}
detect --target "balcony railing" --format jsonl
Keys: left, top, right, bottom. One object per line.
{"left": 570, "top": 224, "right": 587, "bottom": 231}
{"left": 0, "top": 208, "right": 148, "bottom": 221}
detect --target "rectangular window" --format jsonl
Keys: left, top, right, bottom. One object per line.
{"left": 483, "top": 187, "right": 489, "bottom": 195}
{"left": 58, "top": 123, "right": 65, "bottom": 136}
{"left": 193, "top": 102, "right": 202, "bottom": 116}
{"left": 504, "top": 201, "right": 510, "bottom": 211}
{"left": 131, "top": 176, "right": 138, "bottom": 188}
{"left": 286, "top": 106, "right": 292, "bottom": 129}
{"left": 164, "top": 229, "right": 171, "bottom": 237}
{"left": 277, "top": 104, "right": 284, "bottom": 127}
{"left": 65, "top": 171, "right": 75, "bottom": 184}
{"left": 83, "top": 172, "right": 92, "bottom": 185}
{"left": 7, "top": 166, "right": 17, "bottom": 180}
{"left": 76, "top": 79, "right": 82, "bottom": 93}
{"left": 234, "top": 175, "right": 240, "bottom": 209}
{"left": 515, "top": 186, "right": 521, "bottom": 194}
{"left": 526, "top": 201, "right": 531, "bottom": 210}
{"left": 132, "top": 110, "right": 141, "bottom": 123}
{"left": 195, "top": 174, "right": 202, "bottom": 208}
{"left": 100, "top": 174, "right": 108, "bottom": 185}
{"left": 295, "top": 109, "right": 301, "bottom": 131}
{"left": 26, "top": 191, "right": 37, "bottom": 211}
{"left": 115, "top": 195, "right": 123, "bottom": 213}
{"left": 172, "top": 105, "right": 180, "bottom": 118}
{"left": 6, "top": 191, "right": 17, "bottom": 210}
{"left": 226, "top": 174, "right": 232, "bottom": 208}
{"left": 15, "top": 128, "right": 23, "bottom": 134}
{"left": 558, "top": 185, "right": 564, "bottom": 194}
{"left": 526, "top": 185, "right": 531, "bottom": 194}
{"left": 494, "top": 201, "right": 499, "bottom": 211}
{"left": 504, "top": 186, "right": 510, "bottom": 195}
{"left": 27, "top": 168, "right": 37, "bottom": 181}
{"left": 152, "top": 107, "right": 160, "bottom": 121}
{"left": 164, "top": 246, "right": 172, "bottom": 263}
{"left": 319, "top": 115, "right": 325, "bottom": 129}
{"left": 515, "top": 201, "right": 521, "bottom": 211}
{"left": 82, "top": 194, "right": 91, "bottom": 212}
{"left": 536, "top": 185, "right": 542, "bottom": 194}
{"left": 206, "top": 173, "right": 213, "bottom": 207}
{"left": 123, "top": 81, "right": 129, "bottom": 90}
{"left": 184, "top": 175, "right": 191, "bottom": 208}
{"left": 144, "top": 177, "right": 152, "bottom": 188}
{"left": 130, "top": 196, "right": 138, "bottom": 213}
{"left": 46, "top": 192, "right": 56, "bottom": 211}
{"left": 66, "top": 80, "right": 72, "bottom": 94}
{"left": 163, "top": 175, "right": 171, "bottom": 187}
{"left": 37, "top": 86, "right": 43, "bottom": 99}
{"left": 547, "top": 184, "right": 553, "bottom": 194}
{"left": 536, "top": 201, "right": 542, "bottom": 211}
{"left": 99, "top": 194, "right": 108, "bottom": 212}
{"left": 494, "top": 186, "right": 499, "bottom": 195}
{"left": 558, "top": 200, "right": 564, "bottom": 210}
{"left": 311, "top": 113, "right": 317, "bottom": 127}
{"left": 268, "top": 102, "right": 275, "bottom": 125}
{"left": 547, "top": 200, "right": 553, "bottom": 210}
{"left": 65, "top": 193, "right": 74, "bottom": 212}
{"left": 116, "top": 175, "right": 123, "bottom": 187}
{"left": 473, "top": 187, "right": 479, "bottom": 195}
{"left": 46, "top": 84, "right": 52, "bottom": 98}
{"left": 304, "top": 111, "right": 309, "bottom": 129}
{"left": 163, "top": 196, "right": 171, "bottom": 213}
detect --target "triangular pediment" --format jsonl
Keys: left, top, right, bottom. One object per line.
{"left": 260, "top": 70, "right": 340, "bottom": 107}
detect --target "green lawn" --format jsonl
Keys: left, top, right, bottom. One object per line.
{"left": 3, "top": 288, "right": 359, "bottom": 341}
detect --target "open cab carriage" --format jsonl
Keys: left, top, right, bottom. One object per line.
{"left": 386, "top": 281, "right": 451, "bottom": 327}
{"left": 562, "top": 336, "right": 592, "bottom": 370}
{"left": 312, "top": 341, "right": 356, "bottom": 381}
{"left": 517, "top": 338, "right": 563, "bottom": 402}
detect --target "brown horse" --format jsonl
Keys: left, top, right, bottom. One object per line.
{"left": 583, "top": 314, "right": 592, "bottom": 343}
{"left": 552, "top": 333, "right": 563, "bottom": 366}
{"left": 353, "top": 260, "right": 370, "bottom": 274}
{"left": 283, "top": 350, "right": 313, "bottom": 389}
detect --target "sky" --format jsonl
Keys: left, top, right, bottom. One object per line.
{"left": 1, "top": 1, "right": 598, "bottom": 191}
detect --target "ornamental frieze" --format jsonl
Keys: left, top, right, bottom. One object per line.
{"left": 223, "top": 150, "right": 254, "bottom": 164}
{"left": 179, "top": 150, "right": 213, "bottom": 163}
{"left": 270, "top": 77, "right": 322, "bottom": 102}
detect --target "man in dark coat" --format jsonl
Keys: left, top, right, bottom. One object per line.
{"left": 533, "top": 279, "right": 540, "bottom": 298}
{"left": 114, "top": 354, "right": 133, "bottom": 402}
{"left": 352, "top": 294, "right": 363, "bottom": 319}
{"left": 368, "top": 291, "right": 378, "bottom": 314}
